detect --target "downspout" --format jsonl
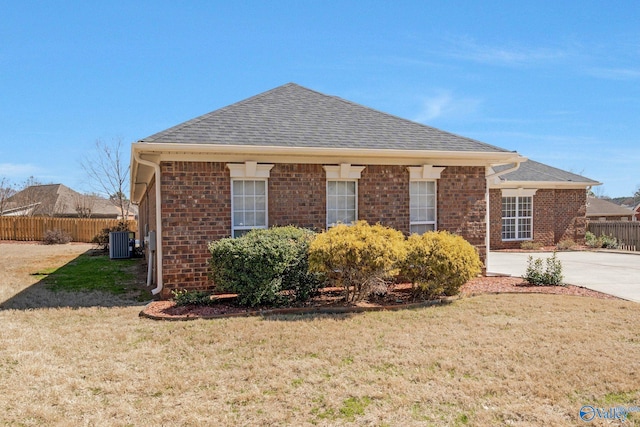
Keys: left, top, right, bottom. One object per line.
{"left": 134, "top": 151, "right": 164, "bottom": 296}
{"left": 484, "top": 162, "right": 522, "bottom": 274}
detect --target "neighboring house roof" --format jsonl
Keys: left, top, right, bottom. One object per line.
{"left": 490, "top": 159, "right": 600, "bottom": 189}
{"left": 140, "top": 83, "right": 513, "bottom": 153}
{"left": 132, "top": 83, "right": 526, "bottom": 202}
{"left": 586, "top": 196, "right": 634, "bottom": 218}
{"left": 2, "top": 184, "right": 122, "bottom": 218}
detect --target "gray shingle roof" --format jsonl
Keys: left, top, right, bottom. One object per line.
{"left": 140, "top": 83, "right": 513, "bottom": 153}
{"left": 586, "top": 196, "right": 634, "bottom": 217}
{"left": 494, "top": 159, "right": 599, "bottom": 184}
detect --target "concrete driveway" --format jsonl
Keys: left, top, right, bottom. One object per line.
{"left": 488, "top": 251, "right": 640, "bottom": 302}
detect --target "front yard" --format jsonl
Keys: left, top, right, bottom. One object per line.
{"left": 0, "top": 242, "right": 638, "bottom": 425}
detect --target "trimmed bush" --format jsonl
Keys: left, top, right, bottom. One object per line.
{"left": 172, "top": 289, "right": 214, "bottom": 306}
{"left": 400, "top": 231, "right": 482, "bottom": 299}
{"left": 92, "top": 222, "right": 130, "bottom": 251}
{"left": 308, "top": 221, "right": 406, "bottom": 303}
{"left": 524, "top": 252, "right": 564, "bottom": 286}
{"left": 43, "top": 229, "right": 72, "bottom": 245}
{"left": 208, "top": 226, "right": 323, "bottom": 307}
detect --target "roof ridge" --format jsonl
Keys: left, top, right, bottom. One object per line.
{"left": 142, "top": 83, "right": 299, "bottom": 142}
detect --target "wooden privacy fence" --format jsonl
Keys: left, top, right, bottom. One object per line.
{"left": 0, "top": 217, "right": 138, "bottom": 243}
{"left": 587, "top": 221, "right": 640, "bottom": 251}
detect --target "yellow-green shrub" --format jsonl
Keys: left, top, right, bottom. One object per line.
{"left": 308, "top": 221, "right": 406, "bottom": 302}
{"left": 401, "top": 231, "right": 482, "bottom": 299}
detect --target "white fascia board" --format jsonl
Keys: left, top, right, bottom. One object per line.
{"left": 490, "top": 180, "right": 601, "bottom": 190}
{"left": 132, "top": 142, "right": 524, "bottom": 165}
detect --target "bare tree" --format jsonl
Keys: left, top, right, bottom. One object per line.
{"left": 74, "top": 193, "right": 97, "bottom": 218}
{"left": 0, "top": 177, "right": 16, "bottom": 214}
{"left": 12, "top": 176, "right": 43, "bottom": 216}
{"left": 81, "top": 138, "right": 130, "bottom": 221}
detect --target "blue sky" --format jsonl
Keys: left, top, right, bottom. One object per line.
{"left": 1, "top": 1, "right": 639, "bottom": 197}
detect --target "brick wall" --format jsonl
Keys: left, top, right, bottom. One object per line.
{"left": 490, "top": 188, "right": 587, "bottom": 249}
{"left": 150, "top": 161, "right": 490, "bottom": 297}
{"left": 159, "top": 161, "right": 231, "bottom": 298}
{"left": 437, "top": 166, "right": 487, "bottom": 262}
{"left": 269, "top": 164, "right": 326, "bottom": 230}
{"left": 359, "top": 165, "right": 410, "bottom": 233}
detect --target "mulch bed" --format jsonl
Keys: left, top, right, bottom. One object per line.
{"left": 140, "top": 276, "right": 619, "bottom": 321}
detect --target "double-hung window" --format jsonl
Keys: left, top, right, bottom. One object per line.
{"left": 232, "top": 180, "right": 267, "bottom": 237}
{"left": 407, "top": 165, "right": 445, "bottom": 235}
{"left": 227, "top": 162, "right": 274, "bottom": 238}
{"left": 409, "top": 180, "right": 437, "bottom": 234}
{"left": 501, "top": 194, "right": 533, "bottom": 241}
{"left": 324, "top": 164, "right": 365, "bottom": 228}
{"left": 327, "top": 180, "right": 357, "bottom": 227}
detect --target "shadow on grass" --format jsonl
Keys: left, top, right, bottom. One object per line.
{"left": 0, "top": 250, "right": 153, "bottom": 311}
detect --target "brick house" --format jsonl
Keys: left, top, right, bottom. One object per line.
{"left": 130, "top": 83, "right": 598, "bottom": 297}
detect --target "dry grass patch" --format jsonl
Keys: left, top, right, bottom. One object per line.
{"left": 1, "top": 242, "right": 639, "bottom": 426}
{"left": 1, "top": 295, "right": 639, "bottom": 425}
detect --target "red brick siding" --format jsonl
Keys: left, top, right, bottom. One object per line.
{"left": 437, "top": 166, "right": 487, "bottom": 262}
{"left": 268, "top": 164, "right": 326, "bottom": 230}
{"left": 145, "top": 161, "right": 490, "bottom": 297}
{"left": 359, "top": 165, "right": 410, "bottom": 233}
{"left": 159, "top": 161, "right": 231, "bottom": 298}
{"left": 490, "top": 188, "right": 587, "bottom": 249}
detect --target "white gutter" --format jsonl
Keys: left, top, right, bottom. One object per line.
{"left": 484, "top": 162, "right": 523, "bottom": 274}
{"left": 133, "top": 151, "right": 164, "bottom": 296}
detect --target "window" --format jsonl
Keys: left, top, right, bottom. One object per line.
{"left": 501, "top": 196, "right": 532, "bottom": 240}
{"left": 323, "top": 164, "right": 365, "bottom": 228}
{"left": 327, "top": 181, "right": 357, "bottom": 227}
{"left": 232, "top": 180, "right": 267, "bottom": 237}
{"left": 410, "top": 181, "right": 437, "bottom": 234}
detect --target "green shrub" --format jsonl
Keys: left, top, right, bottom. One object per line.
{"left": 585, "top": 231, "right": 618, "bottom": 249}
{"left": 208, "top": 226, "right": 323, "bottom": 307}
{"left": 172, "top": 289, "right": 214, "bottom": 306}
{"left": 524, "top": 252, "right": 564, "bottom": 286}
{"left": 43, "top": 229, "right": 72, "bottom": 245}
{"left": 400, "top": 231, "right": 482, "bottom": 299}
{"left": 520, "top": 241, "right": 543, "bottom": 250}
{"left": 308, "top": 221, "right": 406, "bottom": 303}
{"left": 92, "top": 222, "right": 130, "bottom": 251}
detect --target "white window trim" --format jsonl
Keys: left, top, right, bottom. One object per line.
{"left": 325, "top": 179, "right": 358, "bottom": 228}
{"left": 323, "top": 164, "right": 364, "bottom": 229}
{"left": 231, "top": 179, "right": 269, "bottom": 238}
{"left": 407, "top": 166, "right": 443, "bottom": 235}
{"left": 227, "top": 161, "right": 274, "bottom": 178}
{"left": 409, "top": 180, "right": 438, "bottom": 234}
{"left": 501, "top": 194, "right": 534, "bottom": 241}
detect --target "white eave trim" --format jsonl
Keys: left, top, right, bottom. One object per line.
{"left": 490, "top": 180, "right": 601, "bottom": 190}
{"left": 132, "top": 142, "right": 524, "bottom": 164}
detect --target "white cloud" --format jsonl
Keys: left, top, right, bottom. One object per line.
{"left": 413, "top": 91, "right": 481, "bottom": 123}
{"left": 587, "top": 67, "right": 640, "bottom": 80}
{"left": 443, "top": 36, "right": 567, "bottom": 67}
{"left": 0, "top": 163, "right": 41, "bottom": 180}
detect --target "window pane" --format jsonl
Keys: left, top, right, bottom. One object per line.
{"left": 255, "top": 181, "right": 266, "bottom": 196}
{"left": 255, "top": 211, "right": 266, "bottom": 226}
{"left": 328, "top": 181, "right": 337, "bottom": 195}
{"left": 232, "top": 181, "right": 243, "bottom": 196}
